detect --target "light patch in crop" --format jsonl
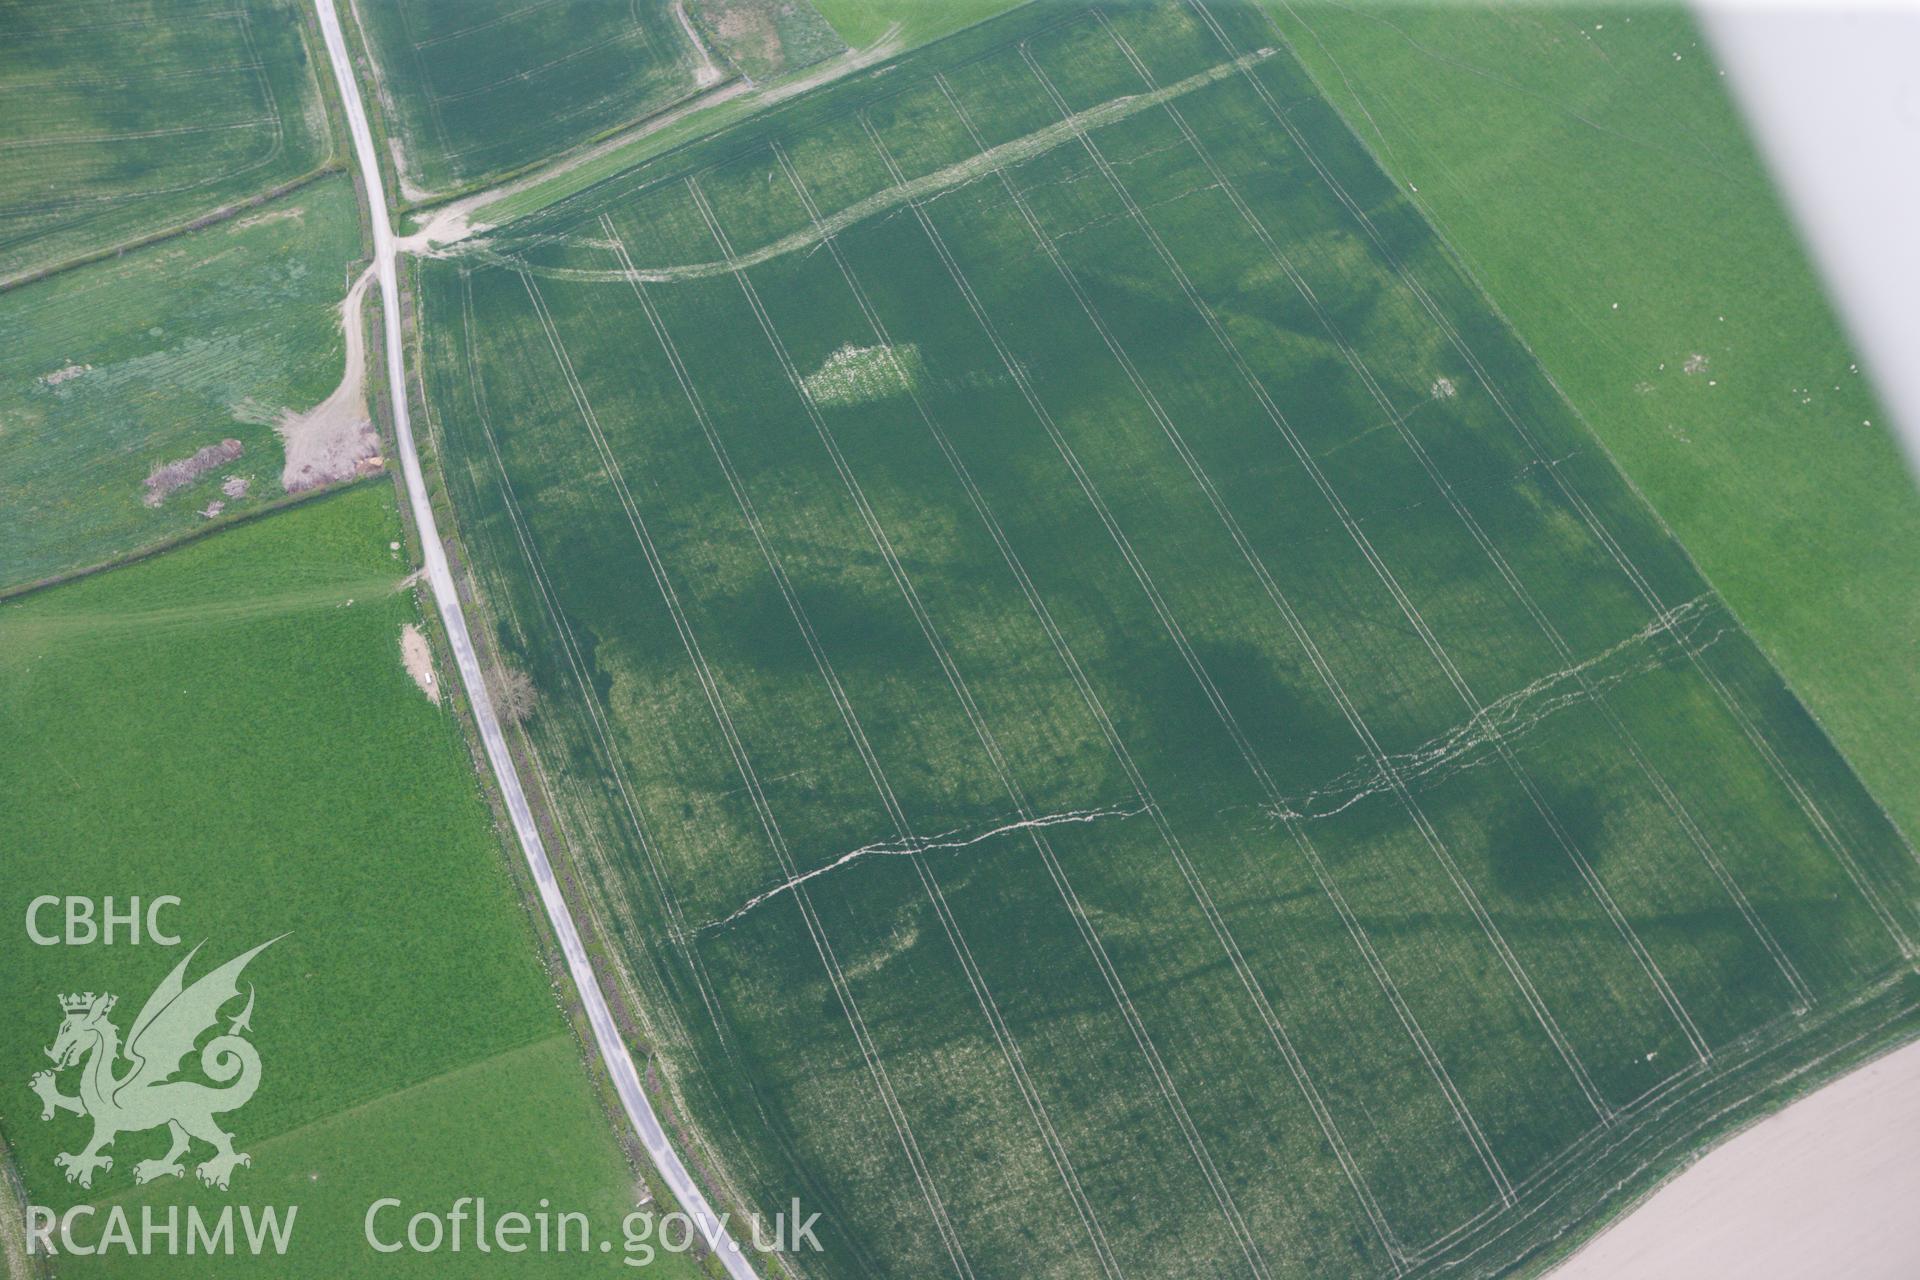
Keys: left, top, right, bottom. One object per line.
{"left": 802, "top": 343, "right": 924, "bottom": 407}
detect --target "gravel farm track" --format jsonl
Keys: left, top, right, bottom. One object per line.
{"left": 314, "top": 3, "right": 760, "bottom": 1273}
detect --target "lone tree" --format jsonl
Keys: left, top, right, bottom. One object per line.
{"left": 493, "top": 665, "right": 538, "bottom": 726}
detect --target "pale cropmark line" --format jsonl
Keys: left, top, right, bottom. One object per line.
{"left": 383, "top": 0, "right": 643, "bottom": 179}
{"left": 797, "top": 114, "right": 1409, "bottom": 1270}
{"left": 12, "top": 9, "right": 248, "bottom": 39}
{"left": 770, "top": 130, "right": 1411, "bottom": 1273}
{"left": 861, "top": 100, "right": 1431, "bottom": 1272}
{"left": 0, "top": 62, "right": 264, "bottom": 93}
{"left": 511, "top": 686, "right": 774, "bottom": 1217}
{"left": 454, "top": 269, "right": 790, "bottom": 1215}
{"left": 700, "top": 802, "right": 1148, "bottom": 935}
{"left": 1125, "top": 2, "right": 1811, "bottom": 1024}
{"left": 1020, "top": 25, "right": 1630, "bottom": 1123}
{"left": 1266, "top": 600, "right": 1720, "bottom": 829}
{"left": 642, "top": 173, "right": 1135, "bottom": 1280}
{"left": 412, "top": 8, "right": 674, "bottom": 167}
{"left": 516, "top": 268, "right": 976, "bottom": 1280}
{"left": 452, "top": 269, "right": 753, "bottom": 1086}
{"left": 918, "top": 64, "right": 1517, "bottom": 1209}
{"left": 1152, "top": 2, "right": 1920, "bottom": 1258}
{"left": 616, "top": 184, "right": 1128, "bottom": 1280}
{"left": 1099, "top": 11, "right": 1816, "bottom": 1020}
{"left": 463, "top": 47, "right": 1277, "bottom": 289}
{"left": 1056, "top": 8, "right": 1775, "bottom": 1044}
{"left": 229, "top": 6, "right": 288, "bottom": 191}
{"left": 460, "top": 17, "right": 1889, "bottom": 1274}
{"left": 1201, "top": 0, "right": 1916, "bottom": 960}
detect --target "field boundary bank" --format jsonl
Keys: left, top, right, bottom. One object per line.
{"left": 345, "top": 0, "right": 741, "bottom": 213}
{"left": 0, "top": 163, "right": 344, "bottom": 294}
{"left": 1247, "top": 3, "right": 1920, "bottom": 865}
{"left": 397, "top": 75, "right": 747, "bottom": 217}
{"left": 436, "top": 254, "right": 792, "bottom": 1250}
{"left": 403, "top": 4, "right": 1920, "bottom": 1276}
{"left": 0, "top": 474, "right": 382, "bottom": 605}
{"left": 463, "top": 3, "right": 1072, "bottom": 231}
{"left": 1416, "top": 968, "right": 1919, "bottom": 1276}
{"left": 414, "top": 366, "right": 761, "bottom": 1266}
{"left": 4, "top": 0, "right": 352, "bottom": 291}
{"left": 472, "top": 2, "right": 1093, "bottom": 246}
{"left": 312, "top": 2, "right": 762, "bottom": 1272}
{"left": 360, "top": 52, "right": 725, "bottom": 1243}
{"left": 398, "top": 262, "right": 751, "bottom": 1241}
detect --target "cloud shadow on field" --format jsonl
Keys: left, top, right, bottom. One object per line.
{"left": 1486, "top": 779, "right": 1613, "bottom": 903}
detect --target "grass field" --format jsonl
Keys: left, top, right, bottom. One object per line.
{"left": 0, "top": 174, "right": 364, "bottom": 594}
{"left": 0, "top": 486, "right": 696, "bottom": 1276}
{"left": 0, "top": 0, "right": 333, "bottom": 282}
{"left": 352, "top": 0, "right": 715, "bottom": 197}
{"left": 1258, "top": 3, "right": 1920, "bottom": 860}
{"left": 417, "top": 2, "right": 1920, "bottom": 1276}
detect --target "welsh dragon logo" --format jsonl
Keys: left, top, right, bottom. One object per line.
{"left": 30, "top": 938, "right": 279, "bottom": 1191}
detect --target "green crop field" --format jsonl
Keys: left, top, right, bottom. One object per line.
{"left": 414, "top": 2, "right": 1920, "bottom": 1276}
{"left": 352, "top": 0, "right": 716, "bottom": 197}
{"left": 0, "top": 486, "right": 687, "bottom": 1276}
{"left": 0, "top": 174, "right": 364, "bottom": 594}
{"left": 810, "top": 0, "right": 1026, "bottom": 52}
{"left": 1259, "top": 0, "right": 1920, "bottom": 860}
{"left": 0, "top": 0, "right": 333, "bottom": 283}
{"left": 462, "top": 0, "right": 1027, "bottom": 232}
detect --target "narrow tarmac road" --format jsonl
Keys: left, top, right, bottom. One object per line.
{"left": 313, "top": 5, "right": 760, "bottom": 1274}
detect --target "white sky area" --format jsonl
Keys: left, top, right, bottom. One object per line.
{"left": 1556, "top": 14, "right": 1920, "bottom": 1277}
{"left": 1698, "top": 1, "right": 1920, "bottom": 475}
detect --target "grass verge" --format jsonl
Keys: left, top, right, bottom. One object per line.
{"left": 1260, "top": 1, "right": 1920, "bottom": 846}
{"left": 0, "top": 485, "right": 678, "bottom": 1275}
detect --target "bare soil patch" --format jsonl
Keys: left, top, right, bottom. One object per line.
{"left": 279, "top": 268, "right": 378, "bottom": 493}
{"left": 144, "top": 439, "right": 243, "bottom": 507}
{"left": 1556, "top": 1038, "right": 1920, "bottom": 1278}
{"left": 231, "top": 205, "right": 306, "bottom": 232}
{"left": 712, "top": 3, "right": 781, "bottom": 77}
{"left": 676, "top": 0, "right": 727, "bottom": 86}
{"left": 400, "top": 622, "right": 439, "bottom": 704}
